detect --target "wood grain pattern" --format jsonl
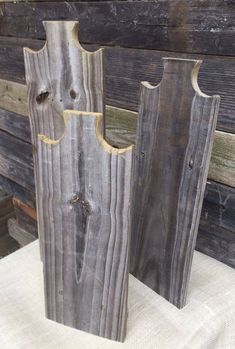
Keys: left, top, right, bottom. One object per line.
{"left": 24, "top": 21, "right": 133, "bottom": 341}
{"left": 36, "top": 111, "right": 133, "bottom": 341}
{"left": 0, "top": 175, "right": 35, "bottom": 208}
{"left": 208, "top": 131, "right": 235, "bottom": 187}
{"left": 8, "top": 218, "right": 36, "bottom": 247}
{"left": 0, "top": 130, "right": 34, "bottom": 191}
{"left": 0, "top": 76, "right": 233, "bottom": 188}
{"left": 130, "top": 58, "right": 220, "bottom": 308}
{"left": 1, "top": 1, "right": 235, "bottom": 55}
{"left": 0, "top": 38, "right": 235, "bottom": 132}
{"left": 197, "top": 219, "right": 235, "bottom": 269}
{"left": 201, "top": 181, "right": 235, "bottom": 234}
{"left": 24, "top": 20, "right": 104, "bottom": 263}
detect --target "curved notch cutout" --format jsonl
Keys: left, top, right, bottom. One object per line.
{"left": 39, "top": 110, "right": 133, "bottom": 155}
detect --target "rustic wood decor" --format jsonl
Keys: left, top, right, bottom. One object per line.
{"left": 24, "top": 21, "right": 132, "bottom": 341}
{"left": 36, "top": 110, "right": 132, "bottom": 341}
{"left": 130, "top": 58, "right": 220, "bottom": 308}
{"left": 24, "top": 20, "right": 104, "bottom": 259}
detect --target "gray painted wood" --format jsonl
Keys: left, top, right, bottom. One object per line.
{"left": 36, "top": 111, "right": 132, "bottom": 341}
{"left": 130, "top": 58, "right": 220, "bottom": 308}
{"left": 24, "top": 20, "right": 104, "bottom": 262}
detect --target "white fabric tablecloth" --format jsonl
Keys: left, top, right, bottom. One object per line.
{"left": 0, "top": 240, "right": 235, "bottom": 349}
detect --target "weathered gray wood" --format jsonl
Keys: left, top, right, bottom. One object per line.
{"left": 0, "top": 76, "right": 233, "bottom": 188}
{"left": 8, "top": 218, "right": 36, "bottom": 247}
{"left": 24, "top": 20, "right": 104, "bottom": 263}
{"left": 201, "top": 181, "right": 235, "bottom": 234}
{"left": 0, "top": 175, "right": 35, "bottom": 208}
{"left": 208, "top": 131, "right": 235, "bottom": 187}
{"left": 36, "top": 110, "right": 132, "bottom": 341}
{"left": 0, "top": 234, "right": 19, "bottom": 258}
{"left": 0, "top": 37, "right": 235, "bottom": 132}
{"left": 197, "top": 219, "right": 235, "bottom": 269}
{"left": 1, "top": 1, "right": 235, "bottom": 56}
{"left": 24, "top": 21, "right": 132, "bottom": 341}
{"left": 130, "top": 58, "right": 220, "bottom": 308}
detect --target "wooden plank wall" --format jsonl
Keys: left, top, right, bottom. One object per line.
{"left": 0, "top": 1, "right": 234, "bottom": 267}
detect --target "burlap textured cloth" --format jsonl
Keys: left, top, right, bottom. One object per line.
{"left": 0, "top": 241, "right": 235, "bottom": 349}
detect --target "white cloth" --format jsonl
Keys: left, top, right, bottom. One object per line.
{"left": 0, "top": 241, "right": 235, "bottom": 349}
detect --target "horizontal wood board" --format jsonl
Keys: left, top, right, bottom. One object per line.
{"left": 0, "top": 1, "right": 235, "bottom": 55}
{"left": 0, "top": 37, "right": 234, "bottom": 132}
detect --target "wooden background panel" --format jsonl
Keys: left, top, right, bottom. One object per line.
{"left": 201, "top": 181, "right": 235, "bottom": 234}
{"left": 0, "top": 38, "right": 234, "bottom": 132}
{"left": 0, "top": 175, "right": 35, "bottom": 208}
{"left": 0, "top": 84, "right": 234, "bottom": 190}
{"left": 197, "top": 219, "right": 235, "bottom": 268}
{"left": 0, "top": 1, "right": 235, "bottom": 55}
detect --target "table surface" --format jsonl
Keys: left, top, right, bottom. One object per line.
{"left": 0, "top": 240, "right": 235, "bottom": 349}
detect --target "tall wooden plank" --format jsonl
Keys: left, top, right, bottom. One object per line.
{"left": 24, "top": 21, "right": 104, "bottom": 259}
{"left": 37, "top": 110, "right": 132, "bottom": 341}
{"left": 130, "top": 58, "right": 220, "bottom": 308}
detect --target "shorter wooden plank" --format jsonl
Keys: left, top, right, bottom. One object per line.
{"left": 8, "top": 218, "right": 36, "bottom": 247}
{"left": 35, "top": 110, "right": 133, "bottom": 341}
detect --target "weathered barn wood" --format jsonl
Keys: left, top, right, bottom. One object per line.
{"left": 35, "top": 110, "right": 132, "bottom": 340}
{"left": 8, "top": 218, "right": 36, "bottom": 247}
{"left": 0, "top": 175, "right": 35, "bottom": 208}
{"left": 0, "top": 38, "right": 235, "bottom": 132}
{"left": 0, "top": 108, "right": 31, "bottom": 142}
{"left": 208, "top": 131, "right": 235, "bottom": 188}
{"left": 0, "top": 78, "right": 234, "bottom": 189}
{"left": 1, "top": 1, "right": 235, "bottom": 55}
{"left": 0, "top": 193, "right": 14, "bottom": 237}
{"left": 24, "top": 21, "right": 133, "bottom": 340}
{"left": 24, "top": 20, "right": 104, "bottom": 261}
{"left": 197, "top": 219, "right": 235, "bottom": 268}
{"left": 130, "top": 58, "right": 220, "bottom": 308}
{"left": 0, "top": 129, "right": 34, "bottom": 191}
{"left": 13, "top": 201, "right": 38, "bottom": 237}
{"left": 201, "top": 181, "right": 235, "bottom": 234}
{"left": 13, "top": 197, "right": 37, "bottom": 238}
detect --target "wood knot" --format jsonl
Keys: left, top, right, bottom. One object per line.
{"left": 70, "top": 89, "right": 77, "bottom": 99}
{"left": 36, "top": 91, "right": 49, "bottom": 104}
{"left": 69, "top": 194, "right": 80, "bottom": 204}
{"left": 69, "top": 194, "right": 90, "bottom": 215}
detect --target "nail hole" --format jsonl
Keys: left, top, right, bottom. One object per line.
{"left": 189, "top": 157, "right": 194, "bottom": 169}
{"left": 36, "top": 91, "right": 49, "bottom": 104}
{"left": 70, "top": 89, "right": 76, "bottom": 99}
